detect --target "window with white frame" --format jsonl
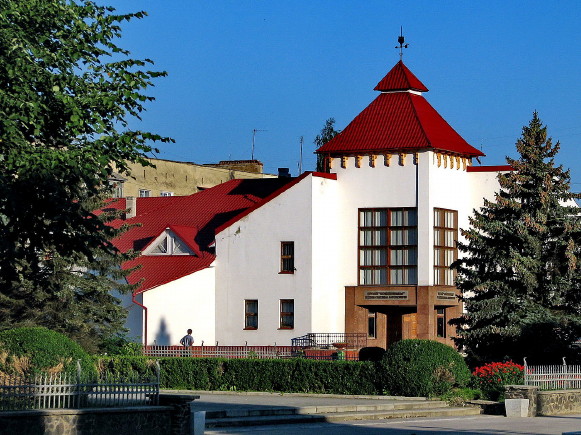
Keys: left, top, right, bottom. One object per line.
{"left": 139, "top": 189, "right": 151, "bottom": 197}
{"left": 146, "top": 229, "right": 194, "bottom": 255}
{"left": 434, "top": 208, "right": 458, "bottom": 285}
{"left": 160, "top": 191, "right": 174, "bottom": 197}
{"left": 358, "top": 208, "right": 417, "bottom": 285}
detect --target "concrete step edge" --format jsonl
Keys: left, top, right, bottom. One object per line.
{"left": 205, "top": 407, "right": 482, "bottom": 427}
{"left": 205, "top": 400, "right": 451, "bottom": 419}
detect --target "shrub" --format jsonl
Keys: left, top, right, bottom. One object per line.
{"left": 97, "top": 356, "right": 380, "bottom": 394}
{"left": 440, "top": 387, "right": 482, "bottom": 407}
{"left": 359, "top": 347, "right": 386, "bottom": 362}
{"left": 0, "top": 327, "right": 96, "bottom": 377}
{"left": 99, "top": 334, "right": 143, "bottom": 356}
{"left": 471, "top": 361, "right": 524, "bottom": 401}
{"left": 382, "top": 339, "right": 471, "bottom": 397}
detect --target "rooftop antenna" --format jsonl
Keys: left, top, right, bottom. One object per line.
{"left": 396, "top": 26, "right": 409, "bottom": 61}
{"left": 298, "top": 136, "right": 304, "bottom": 174}
{"left": 251, "top": 129, "right": 267, "bottom": 160}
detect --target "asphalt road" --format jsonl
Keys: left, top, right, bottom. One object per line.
{"left": 205, "top": 414, "right": 581, "bottom": 435}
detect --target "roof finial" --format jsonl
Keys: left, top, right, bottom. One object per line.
{"left": 396, "top": 26, "right": 409, "bottom": 61}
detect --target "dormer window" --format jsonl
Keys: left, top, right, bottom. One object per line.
{"left": 145, "top": 229, "right": 195, "bottom": 256}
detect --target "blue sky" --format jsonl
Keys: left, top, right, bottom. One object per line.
{"left": 107, "top": 1, "right": 580, "bottom": 189}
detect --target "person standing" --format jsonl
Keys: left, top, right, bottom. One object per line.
{"left": 180, "top": 329, "right": 194, "bottom": 346}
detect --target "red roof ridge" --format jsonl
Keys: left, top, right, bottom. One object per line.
{"left": 467, "top": 165, "right": 515, "bottom": 172}
{"left": 408, "top": 93, "right": 431, "bottom": 148}
{"left": 215, "top": 172, "right": 337, "bottom": 235}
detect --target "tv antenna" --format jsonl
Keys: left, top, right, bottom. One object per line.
{"left": 396, "top": 26, "right": 409, "bottom": 60}
{"left": 298, "top": 136, "right": 304, "bottom": 174}
{"left": 251, "top": 129, "right": 267, "bottom": 160}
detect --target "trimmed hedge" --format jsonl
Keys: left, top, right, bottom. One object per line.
{"left": 382, "top": 339, "right": 471, "bottom": 397}
{"left": 0, "top": 327, "right": 96, "bottom": 377}
{"left": 98, "top": 356, "right": 380, "bottom": 394}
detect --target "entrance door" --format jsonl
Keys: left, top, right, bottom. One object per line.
{"left": 386, "top": 313, "right": 402, "bottom": 348}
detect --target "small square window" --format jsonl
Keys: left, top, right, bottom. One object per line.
{"left": 279, "top": 299, "right": 294, "bottom": 329}
{"left": 139, "top": 189, "right": 151, "bottom": 198}
{"left": 280, "top": 242, "right": 294, "bottom": 273}
{"left": 368, "top": 310, "right": 377, "bottom": 338}
{"left": 244, "top": 300, "right": 258, "bottom": 330}
{"left": 160, "top": 191, "right": 174, "bottom": 197}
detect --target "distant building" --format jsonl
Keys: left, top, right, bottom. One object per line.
{"left": 110, "top": 158, "right": 275, "bottom": 198}
{"left": 111, "top": 60, "right": 521, "bottom": 348}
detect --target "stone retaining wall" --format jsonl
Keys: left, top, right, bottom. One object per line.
{"left": 505, "top": 386, "right": 581, "bottom": 416}
{"left": 0, "top": 394, "right": 200, "bottom": 435}
{"left": 537, "top": 389, "right": 581, "bottom": 416}
{"left": 0, "top": 406, "right": 173, "bottom": 435}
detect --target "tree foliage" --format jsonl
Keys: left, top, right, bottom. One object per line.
{"left": 0, "top": 0, "right": 172, "bottom": 347}
{"left": 314, "top": 117, "right": 340, "bottom": 172}
{"left": 452, "top": 112, "right": 581, "bottom": 364}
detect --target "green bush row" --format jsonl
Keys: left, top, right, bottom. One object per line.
{"left": 98, "top": 357, "right": 380, "bottom": 394}
{"left": 0, "top": 327, "right": 96, "bottom": 377}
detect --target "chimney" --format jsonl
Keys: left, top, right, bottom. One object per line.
{"left": 126, "top": 196, "right": 136, "bottom": 219}
{"left": 278, "top": 168, "right": 290, "bottom": 178}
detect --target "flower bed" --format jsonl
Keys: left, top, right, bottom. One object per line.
{"left": 472, "top": 361, "right": 524, "bottom": 400}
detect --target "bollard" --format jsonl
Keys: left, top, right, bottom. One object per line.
{"left": 190, "top": 404, "right": 205, "bottom": 435}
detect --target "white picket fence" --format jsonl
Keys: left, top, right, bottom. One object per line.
{"left": 143, "top": 345, "right": 294, "bottom": 359}
{"left": 524, "top": 359, "right": 581, "bottom": 391}
{"left": 0, "top": 362, "right": 160, "bottom": 411}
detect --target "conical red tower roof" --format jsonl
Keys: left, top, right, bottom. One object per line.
{"left": 374, "top": 60, "right": 428, "bottom": 92}
{"left": 317, "top": 61, "right": 484, "bottom": 157}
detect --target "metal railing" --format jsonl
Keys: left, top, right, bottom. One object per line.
{"left": 524, "top": 358, "right": 581, "bottom": 391}
{"left": 143, "top": 345, "right": 293, "bottom": 359}
{"left": 0, "top": 361, "right": 160, "bottom": 411}
{"left": 291, "top": 333, "right": 367, "bottom": 350}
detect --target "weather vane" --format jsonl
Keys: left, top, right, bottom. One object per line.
{"left": 396, "top": 26, "right": 409, "bottom": 60}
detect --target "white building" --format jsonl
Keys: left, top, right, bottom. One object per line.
{"left": 115, "top": 60, "right": 512, "bottom": 348}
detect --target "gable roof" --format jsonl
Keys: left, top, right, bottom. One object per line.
{"left": 317, "top": 61, "right": 484, "bottom": 158}
{"left": 111, "top": 178, "right": 293, "bottom": 294}
{"left": 215, "top": 172, "right": 337, "bottom": 236}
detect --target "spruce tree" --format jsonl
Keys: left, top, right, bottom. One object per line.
{"left": 452, "top": 112, "right": 581, "bottom": 364}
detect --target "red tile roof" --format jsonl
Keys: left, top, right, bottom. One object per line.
{"left": 111, "top": 178, "right": 292, "bottom": 294}
{"left": 374, "top": 60, "right": 428, "bottom": 92}
{"left": 317, "top": 61, "right": 484, "bottom": 158}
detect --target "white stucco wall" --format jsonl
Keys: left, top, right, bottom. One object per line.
{"left": 328, "top": 153, "right": 505, "bottom": 288}
{"left": 215, "top": 174, "right": 341, "bottom": 345}
{"left": 329, "top": 156, "right": 418, "bottom": 288}
{"left": 142, "top": 265, "right": 216, "bottom": 346}
{"left": 310, "top": 176, "right": 342, "bottom": 332}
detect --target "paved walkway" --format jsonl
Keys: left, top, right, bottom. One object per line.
{"left": 205, "top": 415, "right": 581, "bottom": 434}
{"left": 162, "top": 390, "right": 581, "bottom": 434}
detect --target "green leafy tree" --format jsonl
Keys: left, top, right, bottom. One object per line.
{"left": 0, "top": 0, "right": 172, "bottom": 348}
{"left": 452, "top": 112, "right": 581, "bottom": 364}
{"left": 314, "top": 117, "right": 340, "bottom": 172}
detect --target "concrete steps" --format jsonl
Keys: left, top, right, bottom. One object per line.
{"left": 205, "top": 399, "right": 482, "bottom": 428}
